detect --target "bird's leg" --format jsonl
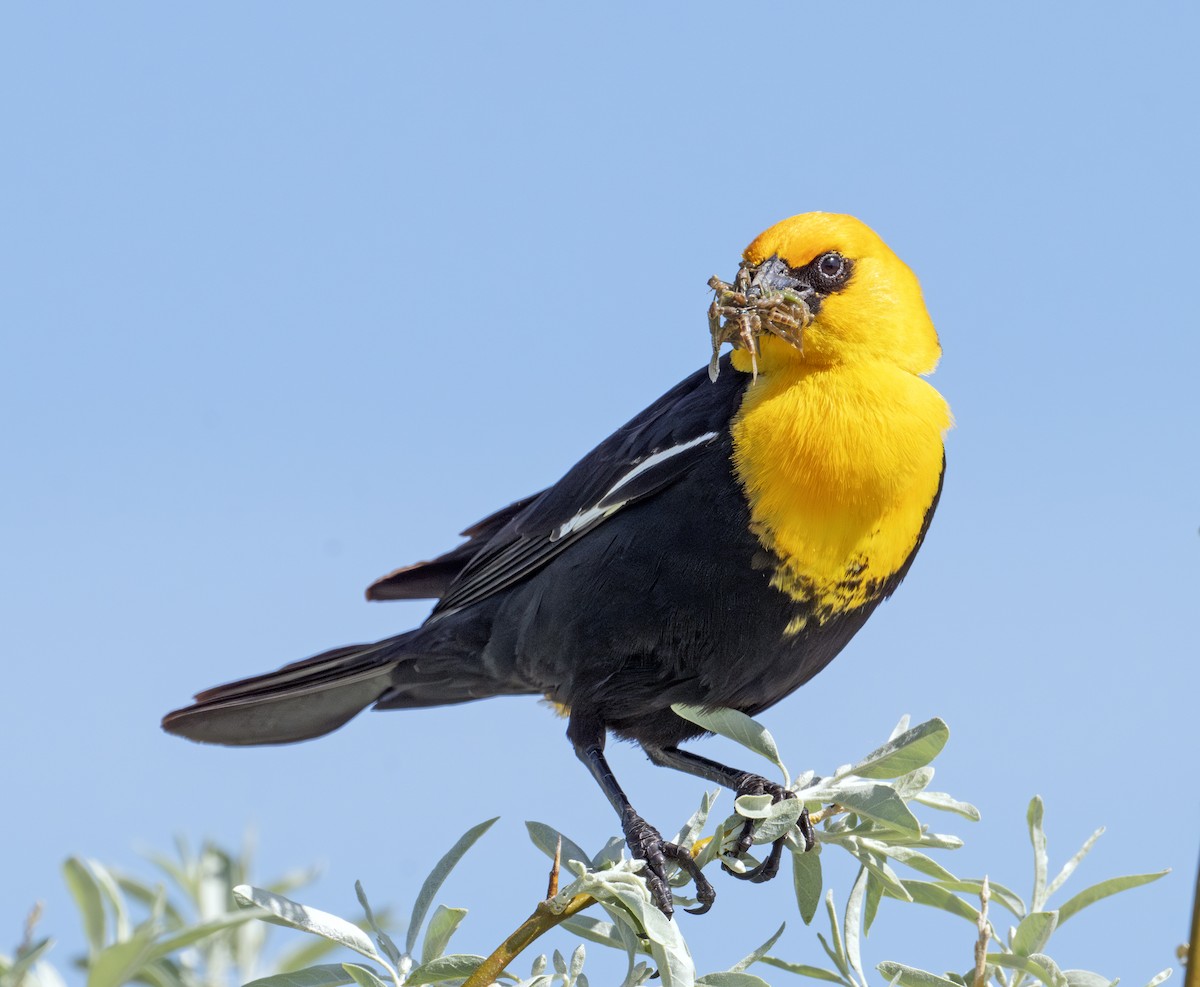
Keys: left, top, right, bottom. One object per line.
{"left": 568, "top": 713, "right": 715, "bottom": 917}
{"left": 643, "top": 744, "right": 815, "bottom": 884}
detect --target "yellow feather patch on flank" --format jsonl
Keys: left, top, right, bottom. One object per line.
{"left": 541, "top": 696, "right": 571, "bottom": 718}
{"left": 731, "top": 341, "right": 951, "bottom": 618}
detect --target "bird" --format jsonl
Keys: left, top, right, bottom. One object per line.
{"left": 163, "top": 212, "right": 952, "bottom": 918}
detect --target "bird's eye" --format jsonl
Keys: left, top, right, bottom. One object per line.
{"left": 816, "top": 252, "right": 847, "bottom": 281}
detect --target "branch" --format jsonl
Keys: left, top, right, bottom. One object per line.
{"left": 462, "top": 893, "right": 597, "bottom": 987}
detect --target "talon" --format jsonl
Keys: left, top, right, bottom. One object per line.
{"left": 799, "top": 806, "right": 816, "bottom": 851}
{"left": 663, "top": 843, "right": 716, "bottom": 915}
{"left": 723, "top": 836, "right": 786, "bottom": 883}
{"left": 722, "top": 775, "right": 801, "bottom": 884}
{"left": 622, "top": 813, "right": 715, "bottom": 918}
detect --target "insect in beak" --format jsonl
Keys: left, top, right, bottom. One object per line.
{"left": 707, "top": 256, "right": 814, "bottom": 381}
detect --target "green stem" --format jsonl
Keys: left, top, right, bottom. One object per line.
{"left": 462, "top": 894, "right": 596, "bottom": 987}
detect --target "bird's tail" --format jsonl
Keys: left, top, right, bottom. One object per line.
{"left": 162, "top": 631, "right": 509, "bottom": 747}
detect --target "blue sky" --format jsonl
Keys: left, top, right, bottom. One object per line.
{"left": 2, "top": 3, "right": 1197, "bottom": 982}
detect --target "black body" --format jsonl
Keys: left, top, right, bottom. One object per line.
{"left": 164, "top": 355, "right": 941, "bottom": 749}
{"left": 163, "top": 354, "right": 942, "bottom": 916}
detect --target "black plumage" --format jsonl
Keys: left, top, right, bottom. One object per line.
{"left": 164, "top": 354, "right": 941, "bottom": 915}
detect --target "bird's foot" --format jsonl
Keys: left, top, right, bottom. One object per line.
{"left": 722, "top": 774, "right": 815, "bottom": 884}
{"left": 622, "top": 811, "right": 715, "bottom": 917}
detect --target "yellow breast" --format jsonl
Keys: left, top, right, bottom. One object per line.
{"left": 730, "top": 348, "right": 951, "bottom": 620}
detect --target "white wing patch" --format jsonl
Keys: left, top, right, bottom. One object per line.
{"left": 551, "top": 431, "right": 719, "bottom": 541}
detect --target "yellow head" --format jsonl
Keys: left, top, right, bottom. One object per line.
{"left": 736, "top": 212, "right": 941, "bottom": 375}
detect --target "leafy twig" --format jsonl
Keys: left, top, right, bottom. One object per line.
{"left": 973, "top": 876, "right": 990, "bottom": 987}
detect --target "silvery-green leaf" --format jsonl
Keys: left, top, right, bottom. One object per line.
{"left": 1063, "top": 971, "right": 1118, "bottom": 987}
{"left": 792, "top": 769, "right": 816, "bottom": 791}
{"left": 733, "top": 794, "right": 775, "bottom": 818}
{"left": 817, "top": 933, "right": 850, "bottom": 982}
{"left": 526, "top": 821, "right": 593, "bottom": 874}
{"left": 421, "top": 905, "right": 467, "bottom": 965}
{"left": 821, "top": 782, "right": 920, "bottom": 836}
{"left": 243, "top": 964, "right": 360, "bottom": 987}
{"left": 552, "top": 949, "right": 567, "bottom": 974}
{"left": 560, "top": 914, "right": 626, "bottom": 952}
{"left": 233, "top": 886, "right": 383, "bottom": 966}
{"left": 793, "top": 845, "right": 823, "bottom": 924}
{"left": 863, "top": 870, "right": 883, "bottom": 935}
{"left": 342, "top": 963, "right": 389, "bottom": 987}
{"left": 988, "top": 954, "right": 1063, "bottom": 987}
{"left": 354, "top": 883, "right": 400, "bottom": 966}
{"left": 1057, "top": 871, "right": 1169, "bottom": 924}
{"left": 844, "top": 866, "right": 868, "bottom": 985}
{"left": 730, "top": 922, "right": 785, "bottom": 972}
{"left": 761, "top": 956, "right": 848, "bottom": 984}
{"left": 63, "top": 859, "right": 107, "bottom": 954}
{"left": 622, "top": 961, "right": 653, "bottom": 987}
{"left": 1142, "top": 969, "right": 1172, "bottom": 987}
{"left": 865, "top": 843, "right": 956, "bottom": 883}
{"left": 876, "top": 962, "right": 963, "bottom": 987}
{"left": 740, "top": 799, "right": 804, "bottom": 844}
{"left": 912, "top": 791, "right": 981, "bottom": 821}
{"left": 694, "top": 815, "right": 741, "bottom": 870}
{"left": 888, "top": 715, "right": 912, "bottom": 741}
{"left": 848, "top": 850, "right": 910, "bottom": 902}
{"left": 672, "top": 791, "right": 719, "bottom": 849}
{"left": 561, "top": 862, "right": 694, "bottom": 987}
{"left": 1027, "top": 797, "right": 1049, "bottom": 912}
{"left": 1012, "top": 911, "right": 1057, "bottom": 956}
{"left": 531, "top": 954, "right": 547, "bottom": 976}
{"left": 406, "top": 953, "right": 489, "bottom": 985}
{"left": 29, "top": 963, "right": 70, "bottom": 987}
{"left": 1046, "top": 828, "right": 1104, "bottom": 899}
{"left": 277, "top": 931, "right": 357, "bottom": 973}
{"left": 846, "top": 719, "right": 948, "bottom": 780}
{"left": 85, "top": 918, "right": 160, "bottom": 987}
{"left": 570, "top": 944, "right": 586, "bottom": 981}
{"left": 914, "top": 833, "right": 964, "bottom": 851}
{"left": 935, "top": 880, "right": 1025, "bottom": 919}
{"left": 719, "top": 850, "right": 763, "bottom": 877}
{"left": 89, "top": 860, "right": 132, "bottom": 942}
{"left": 892, "top": 767, "right": 935, "bottom": 800}
{"left": 822, "top": 892, "right": 850, "bottom": 979}
{"left": 600, "top": 902, "right": 648, "bottom": 986}
{"left": 113, "top": 874, "right": 185, "bottom": 928}
{"left": 1029, "top": 953, "right": 1068, "bottom": 987}
{"left": 145, "top": 909, "right": 269, "bottom": 961}
{"left": 2, "top": 937, "right": 53, "bottom": 987}
{"left": 406, "top": 818, "right": 497, "bottom": 954}
{"left": 901, "top": 882, "right": 979, "bottom": 923}
{"left": 593, "top": 837, "right": 629, "bottom": 871}
{"left": 671, "top": 705, "right": 789, "bottom": 786}
{"left": 695, "top": 974, "right": 771, "bottom": 986}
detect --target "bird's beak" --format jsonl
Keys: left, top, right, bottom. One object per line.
{"left": 747, "top": 255, "right": 816, "bottom": 306}
{"left": 707, "top": 254, "right": 815, "bottom": 382}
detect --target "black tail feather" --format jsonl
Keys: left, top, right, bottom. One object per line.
{"left": 162, "top": 636, "right": 412, "bottom": 746}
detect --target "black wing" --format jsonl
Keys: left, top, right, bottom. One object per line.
{"left": 428, "top": 357, "right": 750, "bottom": 619}
{"left": 365, "top": 492, "right": 544, "bottom": 601}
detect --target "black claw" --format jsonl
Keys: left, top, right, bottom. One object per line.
{"left": 622, "top": 811, "right": 715, "bottom": 918}
{"left": 798, "top": 806, "right": 815, "bottom": 851}
{"left": 722, "top": 774, "right": 806, "bottom": 884}
{"left": 723, "top": 835, "right": 786, "bottom": 883}
{"left": 663, "top": 843, "right": 716, "bottom": 915}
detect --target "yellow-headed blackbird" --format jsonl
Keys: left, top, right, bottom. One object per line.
{"left": 163, "top": 213, "right": 951, "bottom": 917}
